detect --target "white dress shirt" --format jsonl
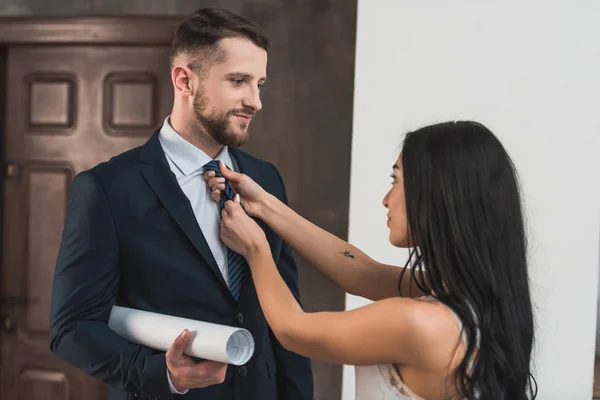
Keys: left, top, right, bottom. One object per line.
{"left": 157, "top": 116, "right": 235, "bottom": 394}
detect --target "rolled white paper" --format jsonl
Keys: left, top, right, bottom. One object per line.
{"left": 108, "top": 306, "right": 254, "bottom": 366}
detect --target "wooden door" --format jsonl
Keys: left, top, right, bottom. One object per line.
{"left": 0, "top": 43, "right": 173, "bottom": 400}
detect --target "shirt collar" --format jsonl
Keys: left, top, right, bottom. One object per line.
{"left": 158, "top": 116, "right": 233, "bottom": 176}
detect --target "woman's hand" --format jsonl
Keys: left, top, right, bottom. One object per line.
{"left": 221, "top": 195, "right": 269, "bottom": 258}
{"left": 204, "top": 161, "right": 268, "bottom": 218}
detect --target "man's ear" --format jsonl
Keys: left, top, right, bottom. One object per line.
{"left": 172, "top": 66, "right": 194, "bottom": 96}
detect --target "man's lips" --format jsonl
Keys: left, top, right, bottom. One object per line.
{"left": 233, "top": 113, "right": 252, "bottom": 121}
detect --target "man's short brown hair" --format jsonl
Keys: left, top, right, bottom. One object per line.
{"left": 170, "top": 8, "right": 270, "bottom": 72}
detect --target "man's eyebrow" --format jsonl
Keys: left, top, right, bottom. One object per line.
{"left": 225, "top": 72, "right": 267, "bottom": 82}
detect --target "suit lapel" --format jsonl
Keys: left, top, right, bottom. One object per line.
{"left": 139, "top": 131, "right": 231, "bottom": 294}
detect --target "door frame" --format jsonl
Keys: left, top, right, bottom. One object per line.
{"left": 0, "top": 17, "right": 181, "bottom": 45}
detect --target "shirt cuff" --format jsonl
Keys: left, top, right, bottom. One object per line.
{"left": 167, "top": 368, "right": 189, "bottom": 394}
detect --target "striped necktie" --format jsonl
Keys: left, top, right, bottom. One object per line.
{"left": 203, "top": 160, "right": 246, "bottom": 301}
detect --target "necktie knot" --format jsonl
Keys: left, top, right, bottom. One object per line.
{"left": 203, "top": 159, "right": 224, "bottom": 178}
{"left": 203, "top": 160, "right": 236, "bottom": 211}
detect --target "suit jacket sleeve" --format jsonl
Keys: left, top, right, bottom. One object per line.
{"left": 268, "top": 164, "right": 315, "bottom": 400}
{"left": 48, "top": 171, "right": 173, "bottom": 400}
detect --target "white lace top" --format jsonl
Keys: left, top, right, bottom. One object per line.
{"left": 354, "top": 297, "right": 478, "bottom": 400}
{"left": 355, "top": 363, "right": 429, "bottom": 400}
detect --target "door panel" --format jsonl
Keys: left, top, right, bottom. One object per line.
{"left": 1, "top": 44, "right": 173, "bottom": 400}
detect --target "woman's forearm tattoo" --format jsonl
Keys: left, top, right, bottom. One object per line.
{"left": 340, "top": 250, "right": 355, "bottom": 259}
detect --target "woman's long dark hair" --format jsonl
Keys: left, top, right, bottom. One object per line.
{"left": 399, "top": 121, "right": 537, "bottom": 399}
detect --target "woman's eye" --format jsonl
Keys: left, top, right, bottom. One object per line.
{"left": 390, "top": 173, "right": 396, "bottom": 184}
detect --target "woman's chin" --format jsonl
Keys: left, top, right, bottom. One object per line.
{"left": 389, "top": 233, "right": 409, "bottom": 248}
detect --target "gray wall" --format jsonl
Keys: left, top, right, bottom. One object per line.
{"left": 0, "top": 1, "right": 357, "bottom": 399}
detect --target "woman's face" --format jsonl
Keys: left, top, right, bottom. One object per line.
{"left": 382, "top": 153, "right": 410, "bottom": 247}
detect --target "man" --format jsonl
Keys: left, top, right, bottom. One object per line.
{"left": 49, "top": 8, "right": 314, "bottom": 400}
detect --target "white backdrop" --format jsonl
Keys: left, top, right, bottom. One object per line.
{"left": 345, "top": 2, "right": 600, "bottom": 399}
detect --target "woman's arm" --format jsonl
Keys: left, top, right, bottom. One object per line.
{"left": 219, "top": 197, "right": 447, "bottom": 369}
{"left": 206, "top": 164, "right": 428, "bottom": 300}
{"left": 258, "top": 192, "right": 428, "bottom": 300}
{"left": 246, "top": 246, "right": 430, "bottom": 366}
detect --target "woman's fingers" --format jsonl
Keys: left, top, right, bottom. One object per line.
{"left": 206, "top": 177, "right": 224, "bottom": 190}
{"left": 219, "top": 161, "right": 243, "bottom": 182}
{"left": 211, "top": 188, "right": 221, "bottom": 202}
{"left": 223, "top": 199, "right": 242, "bottom": 214}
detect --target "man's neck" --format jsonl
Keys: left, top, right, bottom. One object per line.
{"left": 169, "top": 113, "right": 224, "bottom": 159}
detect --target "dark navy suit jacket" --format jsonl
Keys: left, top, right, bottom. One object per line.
{"left": 49, "top": 131, "right": 314, "bottom": 400}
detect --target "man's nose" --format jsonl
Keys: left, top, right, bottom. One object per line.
{"left": 243, "top": 87, "right": 262, "bottom": 112}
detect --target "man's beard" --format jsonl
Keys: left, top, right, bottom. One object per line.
{"left": 193, "top": 91, "right": 253, "bottom": 148}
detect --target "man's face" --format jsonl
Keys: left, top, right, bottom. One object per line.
{"left": 192, "top": 37, "right": 267, "bottom": 147}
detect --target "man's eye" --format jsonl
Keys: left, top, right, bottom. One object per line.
{"left": 231, "top": 79, "right": 244, "bottom": 86}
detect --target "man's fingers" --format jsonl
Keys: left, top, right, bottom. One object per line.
{"left": 202, "top": 360, "right": 228, "bottom": 372}
{"left": 208, "top": 362, "right": 228, "bottom": 384}
{"left": 196, "top": 361, "right": 228, "bottom": 384}
{"left": 166, "top": 343, "right": 229, "bottom": 390}
{"left": 168, "top": 329, "right": 191, "bottom": 360}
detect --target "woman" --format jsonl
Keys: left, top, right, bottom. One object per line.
{"left": 205, "top": 121, "right": 537, "bottom": 399}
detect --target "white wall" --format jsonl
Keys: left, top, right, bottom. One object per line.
{"left": 345, "top": 2, "right": 600, "bottom": 399}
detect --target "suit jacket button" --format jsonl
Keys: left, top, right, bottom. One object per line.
{"left": 238, "top": 366, "right": 247, "bottom": 377}
{"left": 236, "top": 313, "right": 244, "bottom": 324}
